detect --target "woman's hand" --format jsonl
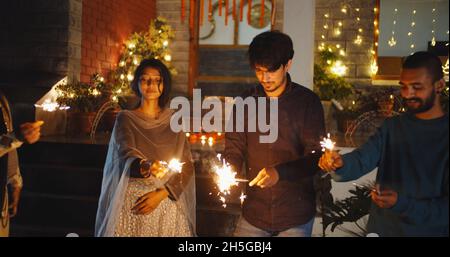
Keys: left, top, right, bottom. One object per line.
{"left": 149, "top": 161, "right": 169, "bottom": 179}
{"left": 139, "top": 160, "right": 168, "bottom": 179}
{"left": 132, "top": 188, "right": 169, "bottom": 215}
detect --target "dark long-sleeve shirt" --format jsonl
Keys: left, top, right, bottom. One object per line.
{"left": 332, "top": 113, "right": 449, "bottom": 236}
{"left": 225, "top": 75, "right": 325, "bottom": 232}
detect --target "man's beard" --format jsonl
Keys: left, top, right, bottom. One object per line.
{"left": 402, "top": 90, "right": 436, "bottom": 114}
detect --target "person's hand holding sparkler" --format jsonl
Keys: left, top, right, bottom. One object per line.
{"left": 212, "top": 154, "right": 247, "bottom": 208}
{"left": 141, "top": 158, "right": 184, "bottom": 179}
{"left": 318, "top": 133, "right": 343, "bottom": 173}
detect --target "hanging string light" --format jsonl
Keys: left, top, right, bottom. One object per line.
{"left": 354, "top": 8, "right": 363, "bottom": 45}
{"left": 370, "top": 5, "right": 380, "bottom": 77}
{"left": 318, "top": 12, "right": 330, "bottom": 51}
{"left": 408, "top": 7, "right": 417, "bottom": 54}
{"left": 388, "top": 8, "right": 398, "bottom": 47}
{"left": 431, "top": 2, "right": 437, "bottom": 47}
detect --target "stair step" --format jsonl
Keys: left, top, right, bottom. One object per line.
{"left": 18, "top": 141, "right": 108, "bottom": 168}
{"left": 21, "top": 164, "right": 103, "bottom": 197}
{"left": 12, "top": 191, "right": 98, "bottom": 230}
{"left": 10, "top": 224, "right": 93, "bottom": 237}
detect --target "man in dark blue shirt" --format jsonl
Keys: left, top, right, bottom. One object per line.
{"left": 319, "top": 51, "right": 448, "bottom": 236}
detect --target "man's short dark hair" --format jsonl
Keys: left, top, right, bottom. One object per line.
{"left": 248, "top": 31, "right": 294, "bottom": 71}
{"left": 131, "top": 58, "right": 172, "bottom": 108}
{"left": 402, "top": 51, "right": 444, "bottom": 83}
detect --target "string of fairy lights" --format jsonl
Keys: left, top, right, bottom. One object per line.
{"left": 408, "top": 8, "right": 417, "bottom": 53}
{"left": 388, "top": 8, "right": 398, "bottom": 47}
{"left": 431, "top": 3, "right": 437, "bottom": 47}
{"left": 318, "top": 1, "right": 448, "bottom": 79}
{"left": 317, "top": 2, "right": 378, "bottom": 77}
{"left": 386, "top": 2, "right": 449, "bottom": 54}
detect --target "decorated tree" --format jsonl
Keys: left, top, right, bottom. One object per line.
{"left": 110, "top": 16, "right": 177, "bottom": 101}
{"left": 56, "top": 17, "right": 176, "bottom": 111}
{"left": 313, "top": 48, "right": 354, "bottom": 101}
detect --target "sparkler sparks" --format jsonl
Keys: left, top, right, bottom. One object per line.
{"left": 239, "top": 192, "right": 247, "bottom": 205}
{"left": 212, "top": 154, "right": 247, "bottom": 208}
{"left": 159, "top": 158, "right": 184, "bottom": 174}
{"left": 320, "top": 133, "right": 337, "bottom": 178}
{"left": 320, "top": 133, "right": 336, "bottom": 152}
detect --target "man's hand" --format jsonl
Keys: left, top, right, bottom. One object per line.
{"left": 371, "top": 187, "right": 398, "bottom": 209}
{"left": 19, "top": 121, "right": 44, "bottom": 144}
{"left": 318, "top": 150, "right": 343, "bottom": 172}
{"left": 8, "top": 186, "right": 22, "bottom": 218}
{"left": 131, "top": 188, "right": 169, "bottom": 215}
{"left": 249, "top": 167, "right": 279, "bottom": 188}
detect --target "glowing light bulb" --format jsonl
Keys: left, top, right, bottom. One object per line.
{"left": 330, "top": 61, "right": 347, "bottom": 77}
{"left": 334, "top": 29, "right": 341, "bottom": 36}
{"left": 388, "top": 36, "right": 397, "bottom": 47}
{"left": 127, "top": 74, "right": 134, "bottom": 81}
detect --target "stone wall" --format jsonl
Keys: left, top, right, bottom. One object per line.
{"left": 0, "top": 0, "right": 82, "bottom": 81}
{"left": 156, "top": 0, "right": 191, "bottom": 95}
{"left": 315, "top": 0, "right": 377, "bottom": 86}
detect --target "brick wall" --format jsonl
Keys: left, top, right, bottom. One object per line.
{"left": 315, "top": 0, "right": 376, "bottom": 86}
{"left": 80, "top": 0, "right": 156, "bottom": 83}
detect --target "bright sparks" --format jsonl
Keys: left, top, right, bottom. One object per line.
{"left": 159, "top": 158, "right": 184, "bottom": 174}
{"left": 320, "top": 133, "right": 336, "bottom": 152}
{"left": 213, "top": 154, "right": 247, "bottom": 208}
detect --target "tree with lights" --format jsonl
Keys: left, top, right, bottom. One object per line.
{"left": 110, "top": 16, "right": 177, "bottom": 102}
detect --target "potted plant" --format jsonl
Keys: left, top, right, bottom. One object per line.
{"left": 56, "top": 75, "right": 106, "bottom": 135}
{"left": 314, "top": 49, "right": 354, "bottom": 132}
{"left": 322, "top": 183, "right": 373, "bottom": 236}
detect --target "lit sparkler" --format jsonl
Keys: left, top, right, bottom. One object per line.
{"left": 320, "top": 133, "right": 337, "bottom": 178}
{"left": 159, "top": 158, "right": 184, "bottom": 174}
{"left": 212, "top": 154, "right": 247, "bottom": 208}
{"left": 35, "top": 99, "right": 70, "bottom": 112}
{"left": 320, "top": 133, "right": 336, "bottom": 152}
{"left": 239, "top": 192, "right": 247, "bottom": 205}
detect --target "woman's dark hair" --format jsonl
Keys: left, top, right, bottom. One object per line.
{"left": 402, "top": 51, "right": 444, "bottom": 83}
{"left": 130, "top": 58, "right": 172, "bottom": 108}
{"left": 248, "top": 30, "right": 294, "bottom": 71}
